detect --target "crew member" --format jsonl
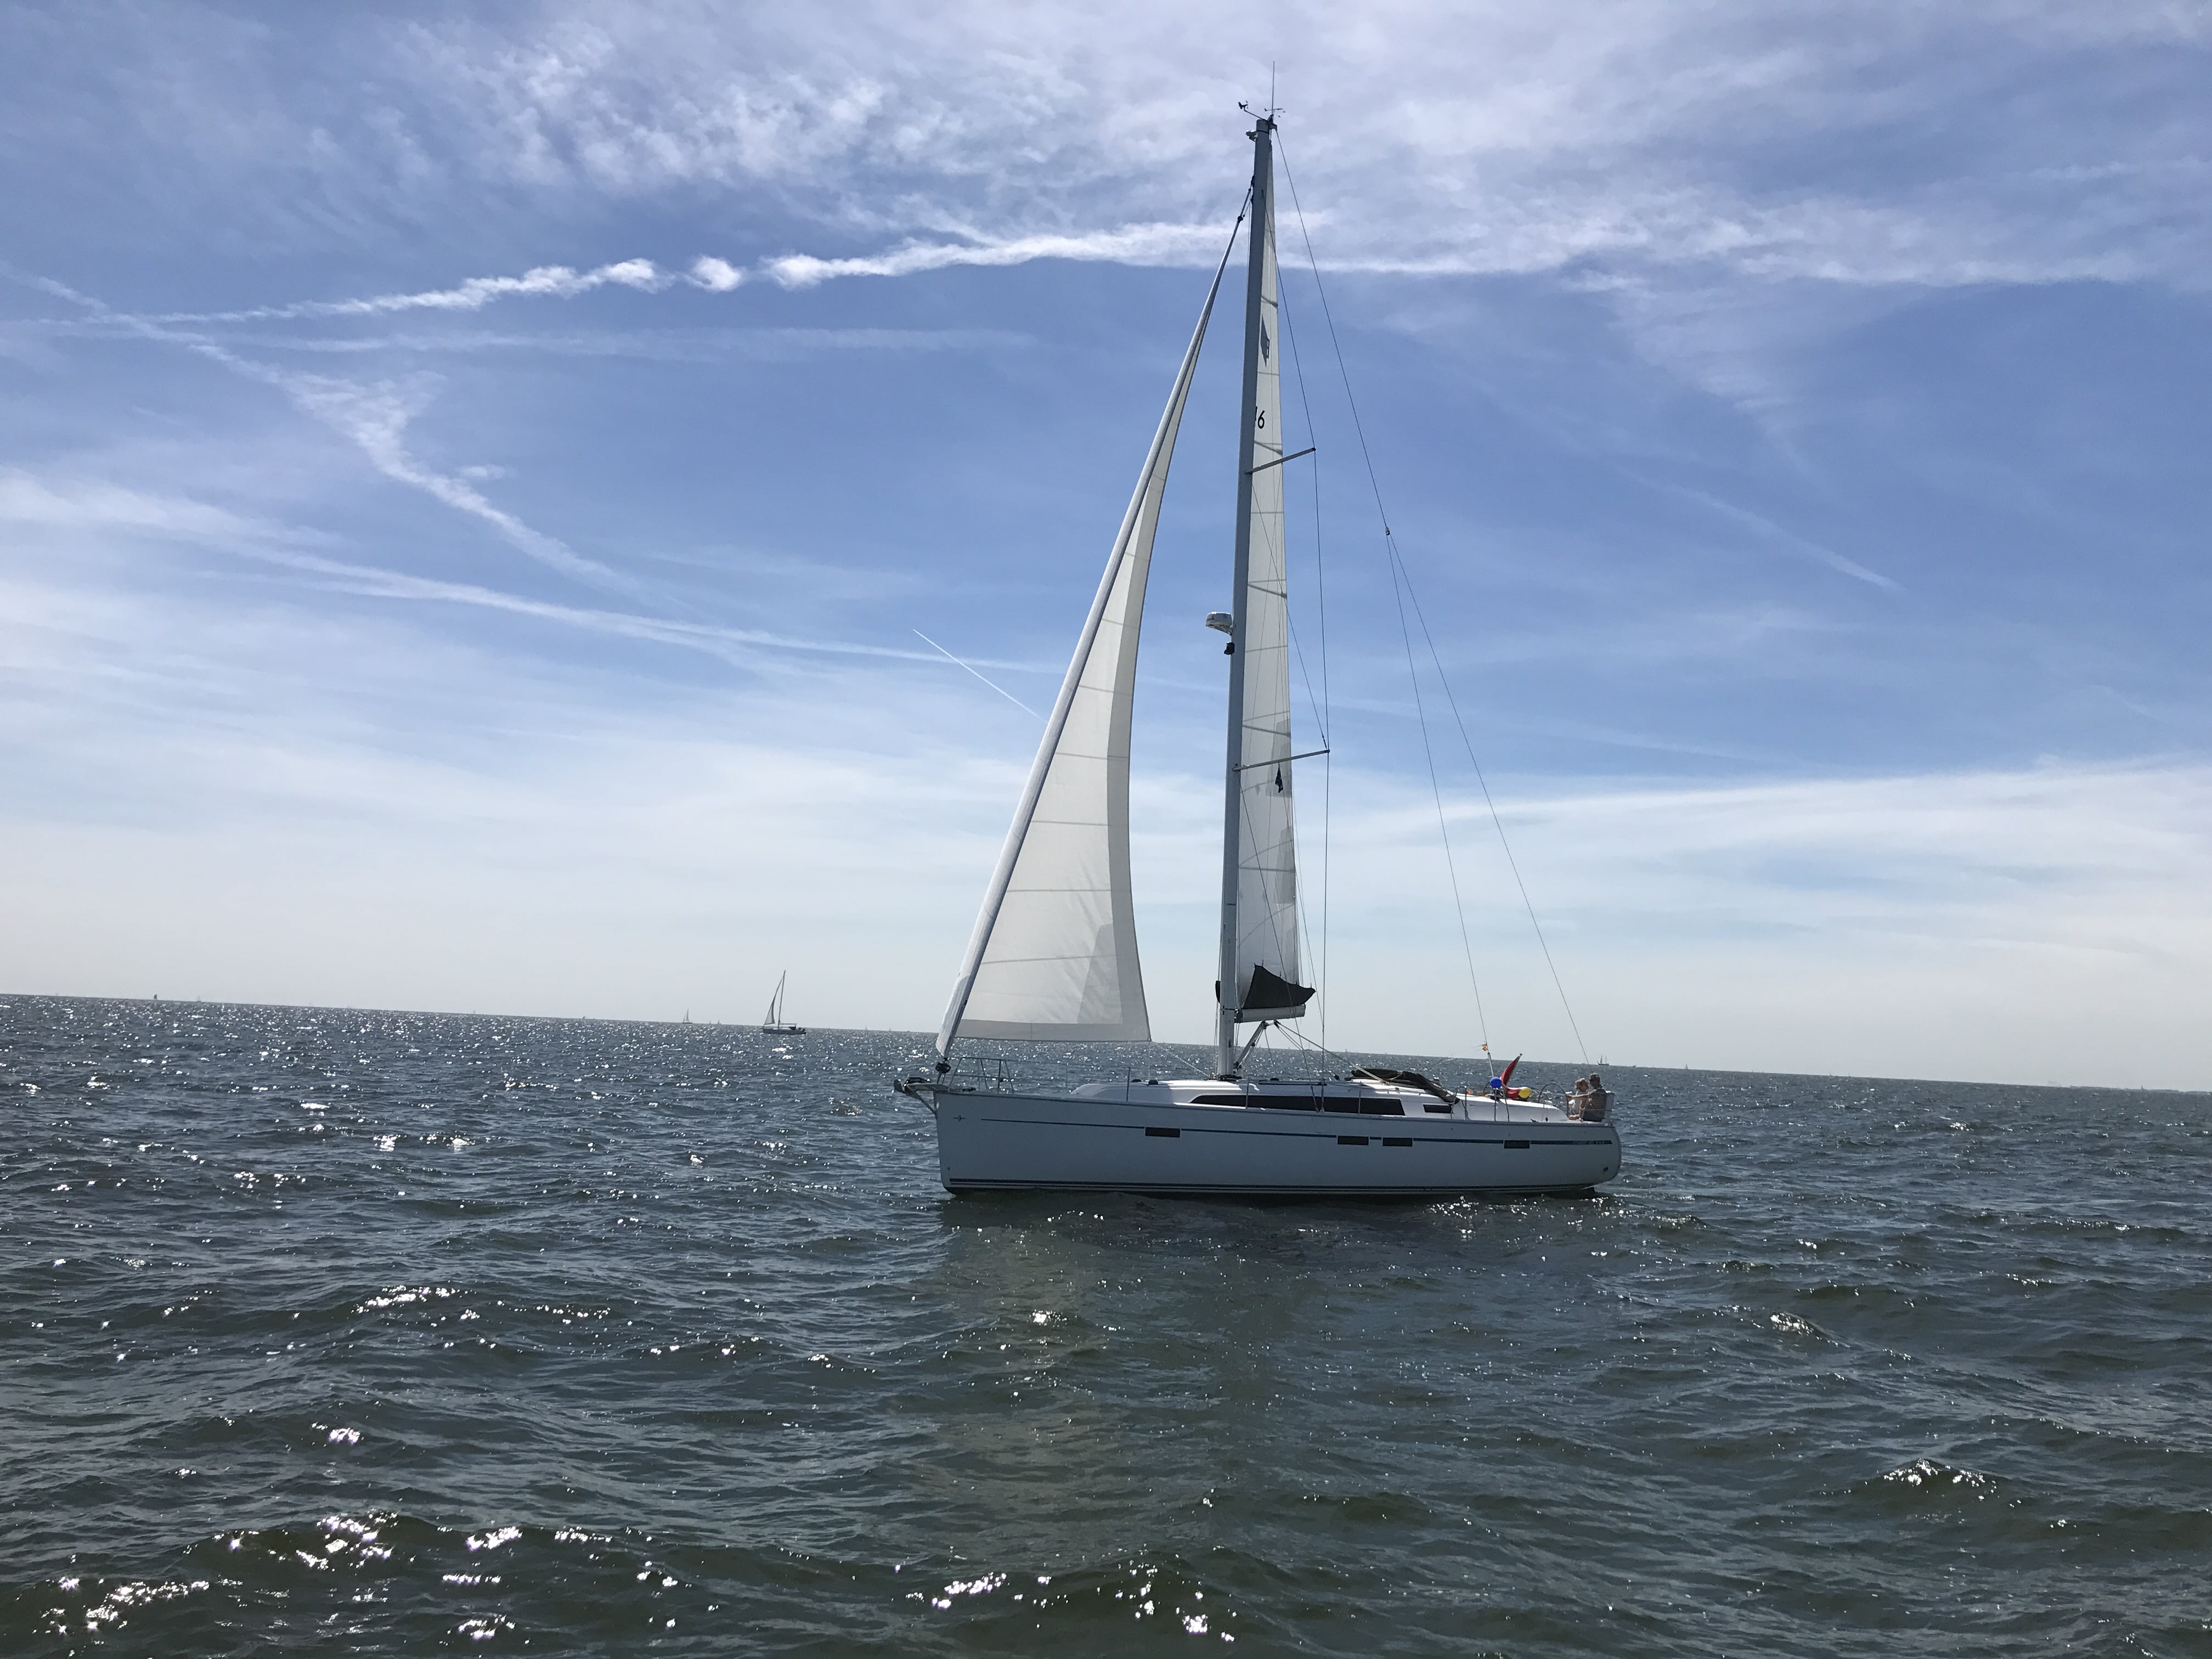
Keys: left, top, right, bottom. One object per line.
{"left": 1582, "top": 1073, "right": 1610, "bottom": 1122}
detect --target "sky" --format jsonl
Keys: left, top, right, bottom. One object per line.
{"left": 3, "top": 1, "right": 2209, "bottom": 1088}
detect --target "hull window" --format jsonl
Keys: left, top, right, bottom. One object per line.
{"left": 1197, "top": 1094, "right": 1406, "bottom": 1114}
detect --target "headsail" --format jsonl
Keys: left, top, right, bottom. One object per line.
{"left": 1217, "top": 115, "right": 1312, "bottom": 1061}
{"left": 935, "top": 255, "right": 1232, "bottom": 1052}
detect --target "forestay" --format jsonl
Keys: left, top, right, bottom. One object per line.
{"left": 936, "top": 263, "right": 1228, "bottom": 1050}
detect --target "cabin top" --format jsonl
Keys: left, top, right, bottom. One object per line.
{"left": 1067, "top": 1078, "right": 1575, "bottom": 1124}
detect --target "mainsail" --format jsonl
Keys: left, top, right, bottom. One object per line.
{"left": 936, "top": 257, "right": 1231, "bottom": 1051}
{"left": 1217, "top": 115, "right": 1312, "bottom": 1052}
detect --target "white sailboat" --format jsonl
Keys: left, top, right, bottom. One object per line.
{"left": 895, "top": 114, "right": 1620, "bottom": 1198}
{"left": 760, "top": 972, "right": 806, "bottom": 1036}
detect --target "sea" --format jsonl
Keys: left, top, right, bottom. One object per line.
{"left": 3, "top": 994, "right": 2207, "bottom": 1657}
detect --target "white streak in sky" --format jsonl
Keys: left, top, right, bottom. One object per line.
{"left": 138, "top": 257, "right": 746, "bottom": 324}
{"left": 271, "top": 372, "right": 625, "bottom": 589}
{"left": 101, "top": 229, "right": 1222, "bottom": 333}
{"left": 1667, "top": 485, "right": 1901, "bottom": 593}
{"left": 759, "top": 222, "right": 1226, "bottom": 287}
{"left": 233, "top": 545, "right": 1039, "bottom": 669}
{"left": 912, "top": 630, "right": 1041, "bottom": 716}
{"left": 32, "top": 275, "right": 626, "bottom": 591}
{"left": 0, "top": 472, "right": 1044, "bottom": 674}
{"left": 0, "top": 469, "right": 315, "bottom": 545}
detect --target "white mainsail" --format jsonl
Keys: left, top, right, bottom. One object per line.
{"left": 1217, "top": 117, "right": 1311, "bottom": 1047}
{"left": 1212, "top": 120, "right": 1309, "bottom": 1079}
{"left": 936, "top": 259, "right": 1230, "bottom": 1050}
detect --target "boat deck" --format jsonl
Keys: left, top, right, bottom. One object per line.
{"left": 1050, "top": 1077, "right": 1585, "bottom": 1123}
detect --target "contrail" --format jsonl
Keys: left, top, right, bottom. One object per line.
{"left": 130, "top": 257, "right": 742, "bottom": 325}
{"left": 1665, "top": 484, "right": 1902, "bottom": 592}
{"left": 229, "top": 544, "right": 1040, "bottom": 669}
{"left": 913, "top": 630, "right": 1041, "bottom": 717}
{"left": 30, "top": 274, "right": 630, "bottom": 591}
{"left": 65, "top": 229, "right": 1224, "bottom": 328}
{"left": 759, "top": 222, "right": 1225, "bottom": 289}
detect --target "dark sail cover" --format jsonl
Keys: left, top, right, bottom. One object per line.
{"left": 1241, "top": 963, "right": 1316, "bottom": 1018}
{"left": 1350, "top": 1065, "right": 1458, "bottom": 1104}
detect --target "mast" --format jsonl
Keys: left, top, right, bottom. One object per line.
{"left": 1216, "top": 114, "right": 1276, "bottom": 1078}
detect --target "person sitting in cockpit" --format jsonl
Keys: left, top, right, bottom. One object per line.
{"left": 1577, "top": 1074, "right": 1610, "bottom": 1122}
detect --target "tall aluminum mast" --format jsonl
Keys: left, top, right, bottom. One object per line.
{"left": 1215, "top": 114, "right": 1277, "bottom": 1078}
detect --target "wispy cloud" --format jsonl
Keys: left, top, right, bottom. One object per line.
{"left": 0, "top": 471, "right": 1041, "bottom": 672}
{"left": 51, "top": 230, "right": 1223, "bottom": 337}
{"left": 1251, "top": 757, "right": 2212, "bottom": 1083}
{"left": 760, "top": 222, "right": 1229, "bottom": 287}
{"left": 11, "top": 224, "right": 1237, "bottom": 362}
{"left": 370, "top": 2, "right": 2212, "bottom": 296}
{"left": 0, "top": 469, "right": 317, "bottom": 546}
{"left": 13, "top": 5, "right": 2211, "bottom": 390}
{"left": 1664, "top": 484, "right": 1901, "bottom": 591}
{"left": 135, "top": 256, "right": 742, "bottom": 324}
{"left": 194, "top": 325, "right": 1028, "bottom": 360}
{"left": 241, "top": 545, "right": 1042, "bottom": 670}
{"left": 31, "top": 275, "right": 627, "bottom": 591}
{"left": 0, "top": 557, "right": 1020, "bottom": 1023}
{"left": 258, "top": 371, "right": 635, "bottom": 590}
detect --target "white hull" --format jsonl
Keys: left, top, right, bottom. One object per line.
{"left": 921, "top": 1086, "right": 1619, "bottom": 1198}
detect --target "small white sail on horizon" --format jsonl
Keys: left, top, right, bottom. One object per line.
{"left": 935, "top": 247, "right": 1234, "bottom": 1049}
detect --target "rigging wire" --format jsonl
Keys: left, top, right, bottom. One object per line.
{"left": 1276, "top": 281, "right": 1334, "bottom": 1052}
{"left": 1276, "top": 132, "right": 1486, "bottom": 1056}
{"left": 1271, "top": 1019, "right": 1350, "bottom": 1062}
{"left": 1385, "top": 550, "right": 1491, "bottom": 1053}
{"left": 1393, "top": 562, "right": 1592, "bottom": 1065}
{"left": 1265, "top": 84, "right": 1327, "bottom": 1053}
{"left": 1277, "top": 132, "right": 1589, "bottom": 1065}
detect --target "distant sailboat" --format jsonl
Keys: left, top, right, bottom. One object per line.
{"left": 760, "top": 972, "right": 805, "bottom": 1036}
{"left": 895, "top": 112, "right": 1620, "bottom": 1198}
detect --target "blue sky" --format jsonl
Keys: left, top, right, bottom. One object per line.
{"left": 4, "top": 2, "right": 2209, "bottom": 1086}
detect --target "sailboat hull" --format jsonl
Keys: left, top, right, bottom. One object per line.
{"left": 927, "top": 1091, "right": 1619, "bottom": 1198}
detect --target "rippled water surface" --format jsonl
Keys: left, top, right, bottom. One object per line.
{"left": 3, "top": 995, "right": 2208, "bottom": 1656}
